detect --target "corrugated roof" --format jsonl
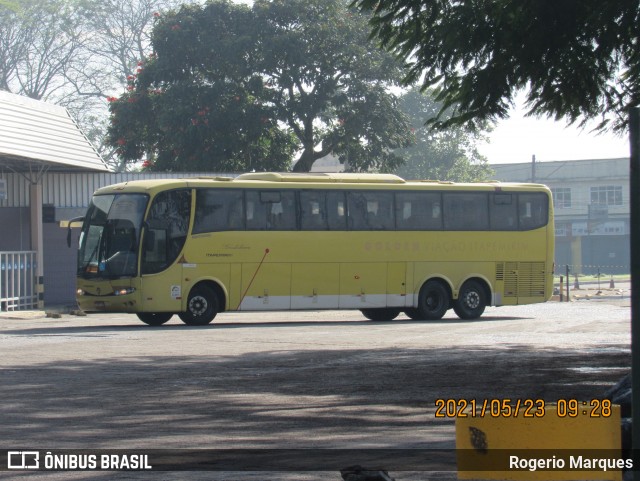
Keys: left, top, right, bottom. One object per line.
{"left": 0, "top": 90, "right": 110, "bottom": 173}
{"left": 0, "top": 171, "right": 238, "bottom": 207}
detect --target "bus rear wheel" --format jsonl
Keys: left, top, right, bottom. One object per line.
{"left": 136, "top": 312, "right": 173, "bottom": 326}
{"left": 360, "top": 308, "right": 401, "bottom": 321}
{"left": 179, "top": 284, "right": 218, "bottom": 326}
{"left": 415, "top": 280, "right": 450, "bottom": 320}
{"left": 453, "top": 280, "right": 487, "bottom": 320}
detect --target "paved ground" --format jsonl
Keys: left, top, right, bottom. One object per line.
{"left": 0, "top": 294, "right": 632, "bottom": 480}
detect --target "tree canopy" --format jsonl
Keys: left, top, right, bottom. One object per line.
{"left": 395, "top": 88, "right": 492, "bottom": 181}
{"left": 107, "top": 0, "right": 416, "bottom": 172}
{"left": 0, "top": 0, "right": 83, "bottom": 99}
{"left": 0, "top": 0, "right": 183, "bottom": 169}
{"left": 353, "top": 0, "right": 640, "bottom": 133}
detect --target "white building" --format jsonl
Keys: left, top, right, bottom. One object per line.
{"left": 491, "top": 158, "right": 630, "bottom": 275}
{"left": 0, "top": 91, "right": 109, "bottom": 310}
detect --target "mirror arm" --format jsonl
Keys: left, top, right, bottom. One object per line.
{"left": 66, "top": 216, "right": 85, "bottom": 248}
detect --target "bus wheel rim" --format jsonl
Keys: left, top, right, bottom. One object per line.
{"left": 464, "top": 291, "right": 480, "bottom": 309}
{"left": 189, "top": 296, "right": 208, "bottom": 316}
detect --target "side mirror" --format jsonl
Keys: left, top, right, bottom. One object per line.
{"left": 65, "top": 216, "right": 85, "bottom": 248}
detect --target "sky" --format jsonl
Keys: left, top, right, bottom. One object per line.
{"left": 478, "top": 103, "right": 631, "bottom": 165}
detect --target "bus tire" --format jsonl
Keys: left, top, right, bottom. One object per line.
{"left": 403, "top": 308, "right": 422, "bottom": 320}
{"left": 136, "top": 312, "right": 173, "bottom": 326}
{"left": 416, "top": 280, "right": 449, "bottom": 320}
{"left": 179, "top": 284, "right": 218, "bottom": 326}
{"left": 360, "top": 308, "right": 401, "bottom": 321}
{"left": 453, "top": 280, "right": 487, "bottom": 320}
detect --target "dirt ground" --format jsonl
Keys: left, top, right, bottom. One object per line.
{"left": 0, "top": 294, "right": 632, "bottom": 480}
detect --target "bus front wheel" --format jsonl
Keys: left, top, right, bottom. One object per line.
{"left": 136, "top": 312, "right": 173, "bottom": 326}
{"left": 179, "top": 284, "right": 218, "bottom": 326}
{"left": 360, "top": 308, "right": 401, "bottom": 321}
{"left": 453, "top": 280, "right": 487, "bottom": 320}
{"left": 415, "top": 280, "right": 449, "bottom": 320}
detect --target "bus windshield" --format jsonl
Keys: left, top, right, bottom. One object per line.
{"left": 77, "top": 194, "right": 148, "bottom": 279}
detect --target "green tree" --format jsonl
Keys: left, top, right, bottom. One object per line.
{"left": 66, "top": 0, "right": 186, "bottom": 170}
{"left": 107, "top": 0, "right": 414, "bottom": 172}
{"left": 108, "top": 1, "right": 296, "bottom": 171}
{"left": 255, "top": 0, "right": 413, "bottom": 172}
{"left": 352, "top": 0, "right": 639, "bottom": 133}
{"left": 0, "top": 0, "right": 186, "bottom": 170}
{"left": 395, "top": 89, "right": 493, "bottom": 181}
{"left": 0, "top": 0, "right": 84, "bottom": 99}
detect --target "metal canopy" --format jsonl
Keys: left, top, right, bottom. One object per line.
{"left": 0, "top": 91, "right": 110, "bottom": 174}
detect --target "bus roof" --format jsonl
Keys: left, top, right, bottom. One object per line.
{"left": 235, "top": 172, "right": 406, "bottom": 183}
{"left": 91, "top": 172, "right": 551, "bottom": 195}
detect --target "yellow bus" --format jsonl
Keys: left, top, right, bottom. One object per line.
{"left": 75, "top": 172, "right": 554, "bottom": 325}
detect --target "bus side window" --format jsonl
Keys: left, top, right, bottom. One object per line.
{"left": 266, "top": 191, "right": 296, "bottom": 230}
{"left": 372, "top": 193, "right": 394, "bottom": 230}
{"left": 246, "top": 192, "right": 266, "bottom": 230}
{"left": 245, "top": 190, "right": 296, "bottom": 230}
{"left": 490, "top": 193, "right": 517, "bottom": 230}
{"left": 395, "top": 192, "right": 442, "bottom": 230}
{"left": 443, "top": 192, "right": 489, "bottom": 230}
{"left": 347, "top": 192, "right": 367, "bottom": 230}
{"left": 142, "top": 189, "right": 191, "bottom": 274}
{"left": 347, "top": 192, "right": 393, "bottom": 230}
{"left": 395, "top": 198, "right": 416, "bottom": 230}
{"left": 194, "top": 189, "right": 244, "bottom": 233}
{"left": 300, "top": 191, "right": 328, "bottom": 230}
{"left": 327, "top": 191, "right": 347, "bottom": 230}
{"left": 518, "top": 193, "right": 548, "bottom": 230}
{"left": 227, "top": 195, "right": 244, "bottom": 229}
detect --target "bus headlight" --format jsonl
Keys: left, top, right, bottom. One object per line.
{"left": 77, "top": 289, "right": 85, "bottom": 296}
{"left": 113, "top": 287, "right": 136, "bottom": 296}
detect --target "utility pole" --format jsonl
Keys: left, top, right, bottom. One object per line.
{"left": 531, "top": 154, "right": 536, "bottom": 182}
{"left": 630, "top": 107, "right": 639, "bottom": 480}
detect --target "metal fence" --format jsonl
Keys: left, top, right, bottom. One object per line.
{"left": 0, "top": 251, "right": 37, "bottom": 311}
{"left": 558, "top": 263, "right": 630, "bottom": 276}
{"left": 554, "top": 264, "right": 631, "bottom": 302}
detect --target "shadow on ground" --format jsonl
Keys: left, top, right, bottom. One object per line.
{"left": 1, "top": 344, "right": 629, "bottom": 448}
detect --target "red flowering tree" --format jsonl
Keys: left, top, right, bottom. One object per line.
{"left": 107, "top": 0, "right": 415, "bottom": 172}
{"left": 107, "top": 2, "right": 297, "bottom": 171}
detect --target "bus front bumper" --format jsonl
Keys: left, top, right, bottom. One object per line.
{"left": 76, "top": 284, "right": 141, "bottom": 313}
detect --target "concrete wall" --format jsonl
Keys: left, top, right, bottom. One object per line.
{"left": 1, "top": 207, "right": 81, "bottom": 306}
{"left": 0, "top": 207, "right": 31, "bottom": 250}
{"left": 43, "top": 221, "right": 78, "bottom": 306}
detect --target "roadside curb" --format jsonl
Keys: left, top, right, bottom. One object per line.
{"left": 0, "top": 307, "right": 86, "bottom": 321}
{"left": 0, "top": 310, "right": 47, "bottom": 320}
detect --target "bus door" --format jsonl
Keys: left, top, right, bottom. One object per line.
{"left": 139, "top": 189, "right": 192, "bottom": 313}
{"left": 140, "top": 259, "right": 185, "bottom": 313}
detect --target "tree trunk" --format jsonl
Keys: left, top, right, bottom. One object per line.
{"left": 292, "top": 147, "right": 317, "bottom": 172}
